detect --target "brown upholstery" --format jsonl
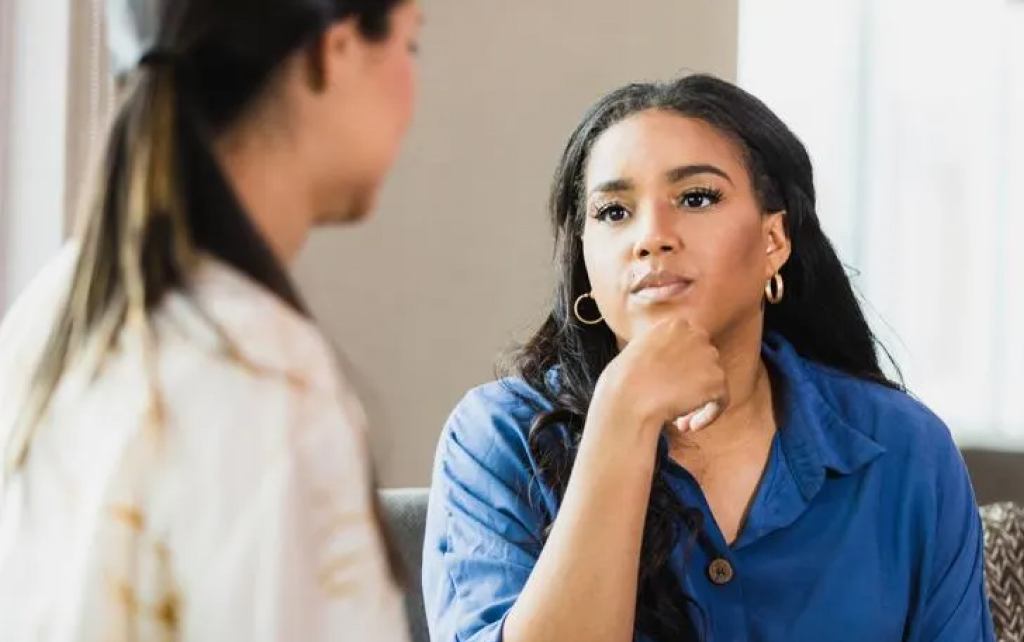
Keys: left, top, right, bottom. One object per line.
{"left": 963, "top": 449, "right": 1024, "bottom": 507}
{"left": 981, "top": 502, "right": 1024, "bottom": 642}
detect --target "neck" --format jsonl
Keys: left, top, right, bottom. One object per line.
{"left": 688, "top": 314, "right": 775, "bottom": 450}
{"left": 214, "top": 126, "right": 315, "bottom": 265}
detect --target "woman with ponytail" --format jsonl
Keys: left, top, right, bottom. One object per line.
{"left": 0, "top": 0, "right": 422, "bottom": 639}
{"left": 422, "top": 74, "right": 995, "bottom": 642}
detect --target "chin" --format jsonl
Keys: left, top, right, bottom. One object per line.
{"left": 632, "top": 300, "right": 698, "bottom": 322}
{"left": 315, "top": 185, "right": 379, "bottom": 225}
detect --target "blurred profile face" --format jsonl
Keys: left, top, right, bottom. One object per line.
{"left": 580, "top": 109, "right": 791, "bottom": 346}
{"left": 304, "top": 0, "right": 423, "bottom": 223}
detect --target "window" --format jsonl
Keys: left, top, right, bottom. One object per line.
{"left": 739, "top": 0, "right": 1024, "bottom": 448}
{"left": 0, "top": 0, "right": 72, "bottom": 313}
{"left": 0, "top": 0, "right": 111, "bottom": 313}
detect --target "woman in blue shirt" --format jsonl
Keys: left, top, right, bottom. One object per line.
{"left": 422, "top": 74, "right": 995, "bottom": 642}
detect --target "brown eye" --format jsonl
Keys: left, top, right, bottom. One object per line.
{"left": 594, "top": 203, "right": 630, "bottom": 223}
{"left": 678, "top": 188, "right": 723, "bottom": 210}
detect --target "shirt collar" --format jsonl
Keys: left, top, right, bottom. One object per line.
{"left": 762, "top": 332, "right": 886, "bottom": 501}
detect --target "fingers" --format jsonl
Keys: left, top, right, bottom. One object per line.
{"left": 688, "top": 357, "right": 728, "bottom": 430}
{"left": 672, "top": 411, "right": 695, "bottom": 432}
{"left": 673, "top": 399, "right": 724, "bottom": 433}
{"left": 689, "top": 400, "right": 722, "bottom": 431}
{"left": 673, "top": 363, "right": 728, "bottom": 433}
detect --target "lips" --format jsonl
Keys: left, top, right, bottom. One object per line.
{"left": 630, "top": 270, "right": 693, "bottom": 303}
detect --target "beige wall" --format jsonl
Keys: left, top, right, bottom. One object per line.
{"left": 293, "top": 0, "right": 739, "bottom": 487}
{"left": 64, "top": 0, "right": 115, "bottom": 232}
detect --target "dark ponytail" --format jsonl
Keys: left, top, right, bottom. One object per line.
{"left": 6, "top": 62, "right": 195, "bottom": 472}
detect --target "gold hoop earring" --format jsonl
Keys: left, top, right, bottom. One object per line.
{"left": 573, "top": 292, "right": 604, "bottom": 325}
{"left": 765, "top": 272, "right": 785, "bottom": 305}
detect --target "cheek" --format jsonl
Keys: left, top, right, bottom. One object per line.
{"left": 350, "top": 55, "right": 415, "bottom": 183}
{"left": 387, "top": 55, "right": 416, "bottom": 137}
{"left": 581, "top": 231, "right": 630, "bottom": 320}
{"left": 701, "top": 221, "right": 769, "bottom": 296}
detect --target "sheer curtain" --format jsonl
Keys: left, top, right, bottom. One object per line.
{"left": 0, "top": 0, "right": 73, "bottom": 313}
{"left": 0, "top": 0, "right": 15, "bottom": 308}
{"left": 0, "top": 0, "right": 110, "bottom": 313}
{"left": 739, "top": 0, "right": 1024, "bottom": 449}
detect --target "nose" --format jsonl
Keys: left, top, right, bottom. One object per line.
{"left": 632, "top": 206, "right": 681, "bottom": 260}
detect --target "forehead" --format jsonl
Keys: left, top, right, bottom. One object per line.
{"left": 584, "top": 110, "right": 745, "bottom": 188}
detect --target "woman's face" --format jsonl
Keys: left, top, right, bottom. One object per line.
{"left": 580, "top": 109, "right": 791, "bottom": 346}
{"left": 305, "top": 0, "right": 423, "bottom": 223}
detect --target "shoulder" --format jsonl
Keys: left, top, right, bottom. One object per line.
{"left": 806, "top": 361, "right": 970, "bottom": 510}
{"left": 440, "top": 378, "right": 551, "bottom": 459}
{"left": 0, "top": 243, "right": 78, "bottom": 372}
{"left": 152, "top": 313, "right": 374, "bottom": 547}
{"left": 152, "top": 259, "right": 366, "bottom": 483}
{"left": 810, "top": 361, "right": 958, "bottom": 465}
{"left": 427, "top": 378, "right": 557, "bottom": 553}
{"left": 806, "top": 361, "right": 984, "bottom": 576}
{"left": 767, "top": 336, "right": 957, "bottom": 469}
{"left": 155, "top": 324, "right": 361, "bottom": 470}
{"left": 0, "top": 244, "right": 79, "bottom": 446}
{"left": 432, "top": 377, "right": 557, "bottom": 506}
{"left": 177, "top": 256, "right": 339, "bottom": 388}
{"left": 447, "top": 378, "right": 551, "bottom": 433}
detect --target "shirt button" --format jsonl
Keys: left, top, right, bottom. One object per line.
{"left": 707, "top": 558, "right": 734, "bottom": 585}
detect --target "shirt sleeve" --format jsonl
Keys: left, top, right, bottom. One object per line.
{"left": 905, "top": 435, "right": 996, "bottom": 642}
{"left": 422, "top": 384, "right": 551, "bottom": 642}
{"left": 178, "top": 379, "right": 411, "bottom": 642}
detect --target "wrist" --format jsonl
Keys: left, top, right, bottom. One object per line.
{"left": 589, "top": 377, "right": 665, "bottom": 442}
{"left": 576, "top": 412, "right": 660, "bottom": 485}
{"left": 585, "top": 394, "right": 664, "bottom": 452}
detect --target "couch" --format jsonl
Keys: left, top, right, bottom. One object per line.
{"left": 381, "top": 488, "right": 431, "bottom": 642}
{"left": 382, "top": 448, "right": 1024, "bottom": 642}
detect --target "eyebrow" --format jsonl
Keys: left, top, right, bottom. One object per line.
{"left": 666, "top": 164, "right": 733, "bottom": 185}
{"left": 588, "top": 164, "right": 734, "bottom": 197}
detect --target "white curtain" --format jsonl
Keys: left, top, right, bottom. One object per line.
{"left": 739, "top": 0, "right": 1024, "bottom": 449}
{"left": 0, "top": 0, "right": 15, "bottom": 309}
{"left": 0, "top": 0, "right": 73, "bottom": 313}
{"left": 0, "top": 0, "right": 111, "bottom": 315}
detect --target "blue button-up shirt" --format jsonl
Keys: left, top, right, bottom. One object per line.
{"left": 422, "top": 335, "right": 995, "bottom": 641}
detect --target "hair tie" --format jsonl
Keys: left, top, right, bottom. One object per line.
{"left": 137, "top": 48, "right": 177, "bottom": 70}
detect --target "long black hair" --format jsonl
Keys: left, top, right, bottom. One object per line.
{"left": 6, "top": 0, "right": 409, "bottom": 581}
{"left": 507, "top": 74, "right": 900, "bottom": 641}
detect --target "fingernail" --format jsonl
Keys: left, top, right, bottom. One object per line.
{"left": 689, "top": 402, "right": 720, "bottom": 431}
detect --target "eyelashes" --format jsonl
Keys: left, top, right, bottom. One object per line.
{"left": 592, "top": 186, "right": 725, "bottom": 222}
{"left": 593, "top": 202, "right": 629, "bottom": 223}
{"left": 676, "top": 186, "right": 724, "bottom": 209}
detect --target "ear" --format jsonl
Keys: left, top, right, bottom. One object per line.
{"left": 762, "top": 210, "right": 791, "bottom": 277}
{"left": 307, "top": 19, "right": 364, "bottom": 92}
